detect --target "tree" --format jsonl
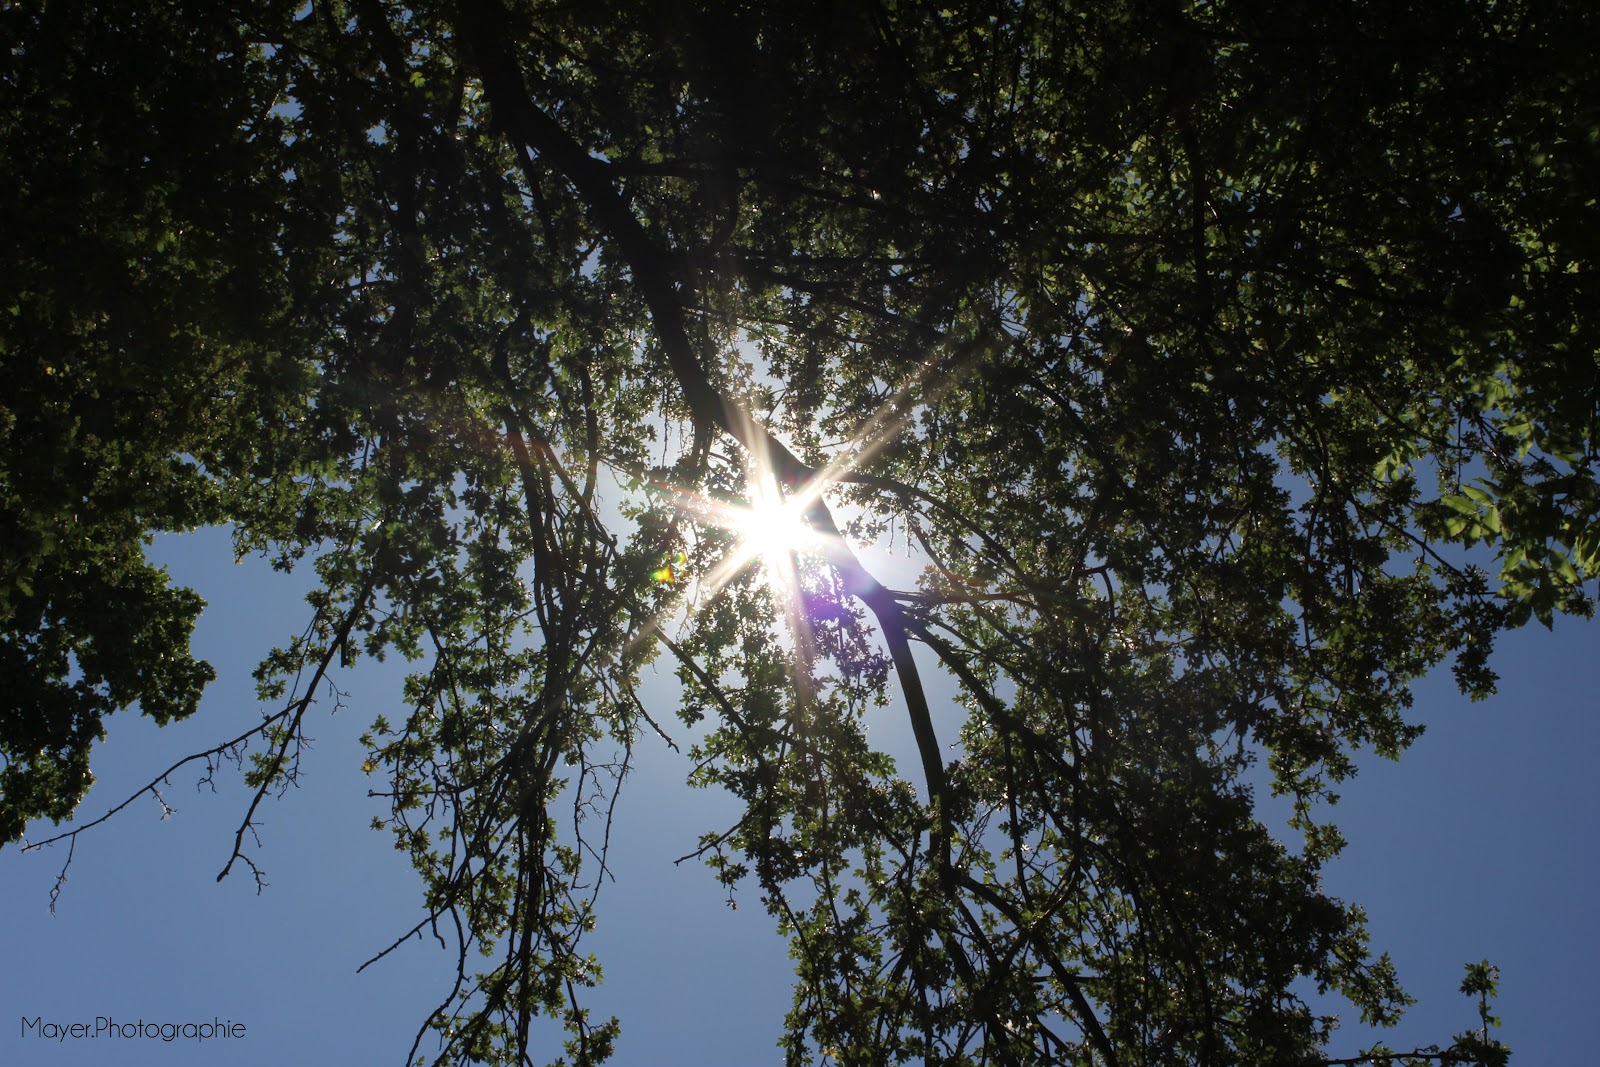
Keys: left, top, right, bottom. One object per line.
{"left": 3, "top": 0, "right": 1595, "bottom": 1063}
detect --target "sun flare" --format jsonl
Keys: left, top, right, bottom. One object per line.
{"left": 732, "top": 474, "right": 813, "bottom": 582}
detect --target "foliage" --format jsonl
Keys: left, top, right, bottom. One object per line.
{"left": 3, "top": 0, "right": 1596, "bottom": 1064}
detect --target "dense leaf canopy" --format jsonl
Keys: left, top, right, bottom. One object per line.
{"left": 3, "top": 0, "right": 1596, "bottom": 1064}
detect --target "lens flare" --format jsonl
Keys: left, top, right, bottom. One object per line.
{"left": 732, "top": 473, "right": 812, "bottom": 585}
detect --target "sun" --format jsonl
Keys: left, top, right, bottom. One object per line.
{"left": 731, "top": 472, "right": 813, "bottom": 582}
{"left": 723, "top": 469, "right": 829, "bottom": 686}
{"left": 639, "top": 461, "right": 828, "bottom": 606}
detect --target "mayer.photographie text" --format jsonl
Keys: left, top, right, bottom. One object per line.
{"left": 20, "top": 1016, "right": 247, "bottom": 1042}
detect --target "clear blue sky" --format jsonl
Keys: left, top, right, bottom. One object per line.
{"left": 2, "top": 524, "right": 1595, "bottom": 1065}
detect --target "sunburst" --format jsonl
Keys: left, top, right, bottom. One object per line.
{"left": 726, "top": 469, "right": 815, "bottom": 590}
{"left": 632, "top": 345, "right": 979, "bottom": 659}
{"left": 682, "top": 458, "right": 832, "bottom": 650}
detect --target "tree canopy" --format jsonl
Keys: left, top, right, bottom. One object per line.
{"left": 3, "top": 0, "right": 1597, "bottom": 1063}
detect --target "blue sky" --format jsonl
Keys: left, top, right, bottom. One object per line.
{"left": 2, "top": 523, "right": 1596, "bottom": 1065}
